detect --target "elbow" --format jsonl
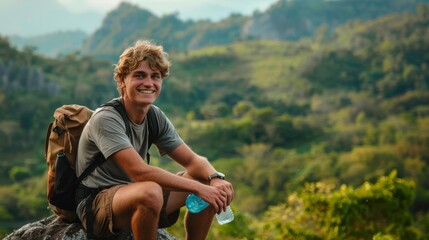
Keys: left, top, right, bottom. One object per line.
{"left": 126, "top": 165, "right": 153, "bottom": 182}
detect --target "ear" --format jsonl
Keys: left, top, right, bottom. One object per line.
{"left": 119, "top": 78, "right": 127, "bottom": 96}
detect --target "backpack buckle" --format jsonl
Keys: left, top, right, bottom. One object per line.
{"left": 52, "top": 126, "right": 64, "bottom": 136}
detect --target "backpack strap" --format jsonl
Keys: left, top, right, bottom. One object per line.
{"left": 102, "top": 98, "right": 131, "bottom": 136}
{"left": 146, "top": 105, "right": 159, "bottom": 164}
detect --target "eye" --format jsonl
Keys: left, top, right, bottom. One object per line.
{"left": 152, "top": 74, "right": 162, "bottom": 80}
{"left": 134, "top": 72, "right": 145, "bottom": 79}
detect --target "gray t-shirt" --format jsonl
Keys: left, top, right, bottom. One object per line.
{"left": 75, "top": 103, "right": 183, "bottom": 188}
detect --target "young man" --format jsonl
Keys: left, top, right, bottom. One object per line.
{"left": 75, "top": 40, "right": 234, "bottom": 240}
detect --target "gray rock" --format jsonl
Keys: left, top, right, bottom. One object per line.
{"left": 4, "top": 215, "right": 176, "bottom": 240}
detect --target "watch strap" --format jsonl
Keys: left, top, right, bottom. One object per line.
{"left": 208, "top": 172, "right": 225, "bottom": 182}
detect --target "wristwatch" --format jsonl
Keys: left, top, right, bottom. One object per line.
{"left": 208, "top": 172, "right": 225, "bottom": 182}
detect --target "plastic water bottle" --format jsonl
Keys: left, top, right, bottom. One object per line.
{"left": 185, "top": 194, "right": 234, "bottom": 224}
{"left": 186, "top": 193, "right": 209, "bottom": 214}
{"left": 215, "top": 206, "right": 234, "bottom": 225}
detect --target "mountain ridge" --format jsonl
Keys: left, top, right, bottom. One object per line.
{"left": 84, "top": 0, "right": 429, "bottom": 60}
{"left": 7, "top": 0, "right": 429, "bottom": 58}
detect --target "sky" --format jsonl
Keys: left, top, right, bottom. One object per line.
{"left": 0, "top": 0, "right": 278, "bottom": 37}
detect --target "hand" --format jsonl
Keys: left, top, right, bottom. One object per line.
{"left": 196, "top": 184, "right": 229, "bottom": 214}
{"left": 210, "top": 179, "right": 234, "bottom": 212}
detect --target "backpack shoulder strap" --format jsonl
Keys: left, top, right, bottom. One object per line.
{"left": 145, "top": 105, "right": 159, "bottom": 165}
{"left": 147, "top": 105, "right": 159, "bottom": 147}
{"left": 76, "top": 153, "right": 105, "bottom": 183}
{"left": 102, "top": 98, "right": 131, "bottom": 136}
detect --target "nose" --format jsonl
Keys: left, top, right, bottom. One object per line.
{"left": 141, "top": 76, "right": 153, "bottom": 86}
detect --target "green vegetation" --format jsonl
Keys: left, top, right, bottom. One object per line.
{"left": 255, "top": 171, "right": 417, "bottom": 239}
{"left": 1, "top": 4, "right": 429, "bottom": 239}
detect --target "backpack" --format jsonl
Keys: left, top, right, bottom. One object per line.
{"left": 44, "top": 98, "right": 158, "bottom": 223}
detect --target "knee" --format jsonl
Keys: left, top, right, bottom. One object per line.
{"left": 135, "top": 182, "right": 164, "bottom": 213}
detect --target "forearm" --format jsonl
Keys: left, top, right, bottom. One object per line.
{"left": 113, "top": 148, "right": 206, "bottom": 192}
{"left": 134, "top": 164, "right": 205, "bottom": 193}
{"left": 184, "top": 155, "right": 217, "bottom": 183}
{"left": 168, "top": 144, "right": 218, "bottom": 183}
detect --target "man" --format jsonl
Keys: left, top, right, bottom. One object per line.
{"left": 75, "top": 40, "right": 234, "bottom": 240}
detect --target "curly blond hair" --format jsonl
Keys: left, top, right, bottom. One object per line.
{"left": 113, "top": 40, "right": 171, "bottom": 96}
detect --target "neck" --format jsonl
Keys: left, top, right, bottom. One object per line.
{"left": 121, "top": 96, "right": 150, "bottom": 124}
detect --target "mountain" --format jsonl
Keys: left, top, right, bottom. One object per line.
{"left": 9, "top": 31, "right": 87, "bottom": 58}
{"left": 82, "top": 0, "right": 429, "bottom": 61}
{"left": 245, "top": 0, "right": 429, "bottom": 40}
{"left": 7, "top": 0, "right": 429, "bottom": 58}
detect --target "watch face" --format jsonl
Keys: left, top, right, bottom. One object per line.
{"left": 217, "top": 172, "right": 225, "bottom": 178}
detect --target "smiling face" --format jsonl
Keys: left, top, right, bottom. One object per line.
{"left": 114, "top": 40, "right": 171, "bottom": 99}
{"left": 121, "top": 60, "right": 163, "bottom": 108}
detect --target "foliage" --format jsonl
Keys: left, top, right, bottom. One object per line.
{"left": 256, "top": 172, "right": 417, "bottom": 240}
{"left": 9, "top": 166, "right": 31, "bottom": 182}
{"left": 0, "top": 175, "right": 49, "bottom": 235}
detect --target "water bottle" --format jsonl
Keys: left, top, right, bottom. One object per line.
{"left": 185, "top": 194, "right": 234, "bottom": 224}
{"left": 215, "top": 206, "right": 234, "bottom": 225}
{"left": 186, "top": 193, "right": 209, "bottom": 214}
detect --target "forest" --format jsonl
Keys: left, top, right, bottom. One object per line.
{"left": 1, "top": 3, "right": 429, "bottom": 240}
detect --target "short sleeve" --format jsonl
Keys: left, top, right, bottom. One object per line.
{"left": 89, "top": 108, "right": 133, "bottom": 159}
{"left": 151, "top": 105, "right": 184, "bottom": 155}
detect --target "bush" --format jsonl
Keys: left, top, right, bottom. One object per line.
{"left": 9, "top": 166, "right": 31, "bottom": 182}
{"left": 256, "top": 171, "right": 416, "bottom": 240}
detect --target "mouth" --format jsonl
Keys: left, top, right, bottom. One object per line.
{"left": 138, "top": 89, "right": 155, "bottom": 94}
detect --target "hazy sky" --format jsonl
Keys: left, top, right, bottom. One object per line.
{"left": 0, "top": 0, "right": 277, "bottom": 37}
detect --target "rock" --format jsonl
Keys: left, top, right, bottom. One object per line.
{"left": 4, "top": 215, "right": 176, "bottom": 240}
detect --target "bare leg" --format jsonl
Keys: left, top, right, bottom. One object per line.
{"left": 112, "top": 181, "right": 164, "bottom": 240}
{"left": 166, "top": 172, "right": 215, "bottom": 240}
{"left": 184, "top": 206, "right": 215, "bottom": 240}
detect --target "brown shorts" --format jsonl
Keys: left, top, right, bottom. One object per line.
{"left": 80, "top": 185, "right": 180, "bottom": 238}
